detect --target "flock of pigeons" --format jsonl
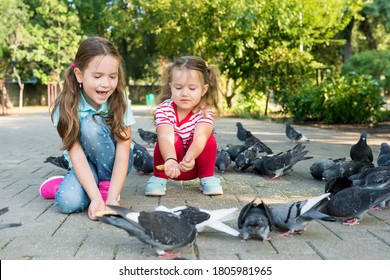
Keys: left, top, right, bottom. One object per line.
{"left": 35, "top": 121, "right": 390, "bottom": 257}
{"left": 93, "top": 121, "right": 390, "bottom": 258}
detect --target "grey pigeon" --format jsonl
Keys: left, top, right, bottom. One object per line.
{"left": 309, "top": 157, "right": 346, "bottom": 180}
{"left": 133, "top": 140, "right": 154, "bottom": 175}
{"left": 348, "top": 165, "right": 390, "bottom": 181}
{"left": 225, "top": 144, "right": 248, "bottom": 161}
{"left": 138, "top": 128, "right": 157, "bottom": 146}
{"left": 236, "top": 122, "right": 252, "bottom": 141}
{"left": 377, "top": 143, "right": 390, "bottom": 167}
{"left": 321, "top": 160, "right": 374, "bottom": 181}
{"left": 237, "top": 199, "right": 273, "bottom": 241}
{"left": 351, "top": 168, "right": 390, "bottom": 187}
{"left": 155, "top": 205, "right": 239, "bottom": 236}
{"left": 252, "top": 143, "right": 313, "bottom": 179}
{"left": 215, "top": 148, "right": 232, "bottom": 173}
{"left": 44, "top": 155, "right": 70, "bottom": 171}
{"left": 0, "top": 207, "right": 22, "bottom": 230}
{"left": 244, "top": 136, "right": 273, "bottom": 154}
{"left": 350, "top": 132, "right": 373, "bottom": 163}
{"left": 96, "top": 205, "right": 197, "bottom": 257}
{"left": 321, "top": 177, "right": 390, "bottom": 225}
{"left": 268, "top": 193, "right": 336, "bottom": 236}
{"left": 285, "top": 122, "right": 310, "bottom": 143}
{"left": 349, "top": 168, "right": 390, "bottom": 209}
{"left": 235, "top": 143, "right": 259, "bottom": 171}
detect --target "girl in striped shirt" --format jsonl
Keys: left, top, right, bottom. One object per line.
{"left": 145, "top": 56, "right": 223, "bottom": 196}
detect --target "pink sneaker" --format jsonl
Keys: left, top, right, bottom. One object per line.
{"left": 98, "top": 180, "right": 120, "bottom": 202}
{"left": 98, "top": 180, "right": 110, "bottom": 202}
{"left": 39, "top": 176, "right": 64, "bottom": 199}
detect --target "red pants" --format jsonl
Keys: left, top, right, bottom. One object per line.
{"left": 153, "top": 134, "right": 217, "bottom": 180}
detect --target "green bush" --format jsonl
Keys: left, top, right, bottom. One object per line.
{"left": 286, "top": 73, "right": 384, "bottom": 123}
{"left": 286, "top": 80, "right": 324, "bottom": 121}
{"left": 342, "top": 50, "right": 390, "bottom": 94}
{"left": 232, "top": 91, "right": 267, "bottom": 118}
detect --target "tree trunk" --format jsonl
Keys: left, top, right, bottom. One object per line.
{"left": 359, "top": 13, "right": 377, "bottom": 50}
{"left": 342, "top": 17, "right": 355, "bottom": 61}
{"left": 13, "top": 66, "right": 24, "bottom": 111}
{"left": 225, "top": 78, "right": 234, "bottom": 108}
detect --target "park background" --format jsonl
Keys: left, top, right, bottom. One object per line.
{"left": 1, "top": 0, "right": 389, "bottom": 124}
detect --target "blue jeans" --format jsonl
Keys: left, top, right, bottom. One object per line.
{"left": 55, "top": 114, "right": 133, "bottom": 214}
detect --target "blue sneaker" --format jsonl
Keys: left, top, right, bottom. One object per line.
{"left": 145, "top": 176, "right": 167, "bottom": 196}
{"left": 200, "top": 176, "right": 223, "bottom": 196}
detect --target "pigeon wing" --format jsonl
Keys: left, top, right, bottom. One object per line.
{"left": 138, "top": 211, "right": 197, "bottom": 248}
{"left": 238, "top": 200, "right": 256, "bottom": 229}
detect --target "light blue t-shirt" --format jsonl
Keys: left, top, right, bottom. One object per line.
{"left": 53, "top": 92, "right": 136, "bottom": 167}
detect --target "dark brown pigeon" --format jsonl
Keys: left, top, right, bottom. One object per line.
{"left": 350, "top": 132, "right": 373, "bottom": 163}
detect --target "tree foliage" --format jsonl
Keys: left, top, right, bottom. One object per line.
{"left": 2, "top": 0, "right": 389, "bottom": 119}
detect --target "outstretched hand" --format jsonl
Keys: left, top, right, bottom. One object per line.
{"left": 164, "top": 158, "right": 181, "bottom": 178}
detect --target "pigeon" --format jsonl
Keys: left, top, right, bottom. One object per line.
{"left": 350, "top": 132, "right": 373, "bottom": 163}
{"left": 138, "top": 128, "right": 157, "bottom": 146}
{"left": 235, "top": 143, "right": 259, "bottom": 171}
{"left": 252, "top": 143, "right": 313, "bottom": 179}
{"left": 0, "top": 207, "right": 22, "bottom": 229}
{"left": 225, "top": 144, "right": 248, "bottom": 161}
{"left": 155, "top": 205, "right": 239, "bottom": 236}
{"left": 348, "top": 165, "right": 390, "bottom": 181}
{"left": 236, "top": 122, "right": 252, "bottom": 141}
{"left": 321, "top": 160, "right": 374, "bottom": 181}
{"left": 351, "top": 169, "right": 390, "bottom": 187}
{"left": 377, "top": 143, "right": 390, "bottom": 167}
{"left": 268, "top": 193, "right": 336, "bottom": 236}
{"left": 321, "top": 177, "right": 390, "bottom": 225}
{"left": 133, "top": 140, "right": 154, "bottom": 175}
{"left": 285, "top": 122, "right": 310, "bottom": 143}
{"left": 44, "top": 155, "right": 70, "bottom": 171}
{"left": 215, "top": 148, "right": 232, "bottom": 173}
{"left": 237, "top": 199, "right": 273, "bottom": 241}
{"left": 96, "top": 205, "right": 197, "bottom": 257}
{"left": 244, "top": 136, "right": 273, "bottom": 154}
{"left": 309, "top": 157, "right": 346, "bottom": 180}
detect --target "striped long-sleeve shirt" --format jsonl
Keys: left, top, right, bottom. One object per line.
{"left": 155, "top": 99, "right": 214, "bottom": 148}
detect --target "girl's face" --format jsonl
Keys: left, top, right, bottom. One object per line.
{"left": 75, "top": 55, "right": 120, "bottom": 110}
{"left": 170, "top": 67, "right": 208, "bottom": 114}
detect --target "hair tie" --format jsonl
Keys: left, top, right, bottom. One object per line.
{"left": 71, "top": 62, "right": 77, "bottom": 68}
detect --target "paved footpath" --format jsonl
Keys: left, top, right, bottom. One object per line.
{"left": 0, "top": 105, "right": 389, "bottom": 260}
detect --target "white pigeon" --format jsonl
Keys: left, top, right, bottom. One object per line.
{"left": 155, "top": 205, "right": 240, "bottom": 237}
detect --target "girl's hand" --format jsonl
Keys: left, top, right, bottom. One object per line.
{"left": 105, "top": 197, "right": 120, "bottom": 207}
{"left": 88, "top": 197, "right": 106, "bottom": 221}
{"left": 179, "top": 155, "right": 195, "bottom": 172}
{"left": 164, "top": 158, "right": 181, "bottom": 178}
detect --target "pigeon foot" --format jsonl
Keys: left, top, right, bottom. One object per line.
{"left": 343, "top": 218, "right": 360, "bottom": 226}
{"left": 370, "top": 206, "right": 382, "bottom": 211}
{"left": 276, "top": 231, "right": 292, "bottom": 237}
{"left": 267, "top": 176, "right": 280, "bottom": 180}
{"left": 159, "top": 252, "right": 181, "bottom": 258}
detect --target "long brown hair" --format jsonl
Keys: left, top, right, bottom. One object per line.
{"left": 51, "top": 36, "right": 129, "bottom": 151}
{"left": 158, "top": 55, "right": 222, "bottom": 117}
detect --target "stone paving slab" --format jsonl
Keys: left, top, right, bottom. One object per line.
{"left": 0, "top": 105, "right": 389, "bottom": 260}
